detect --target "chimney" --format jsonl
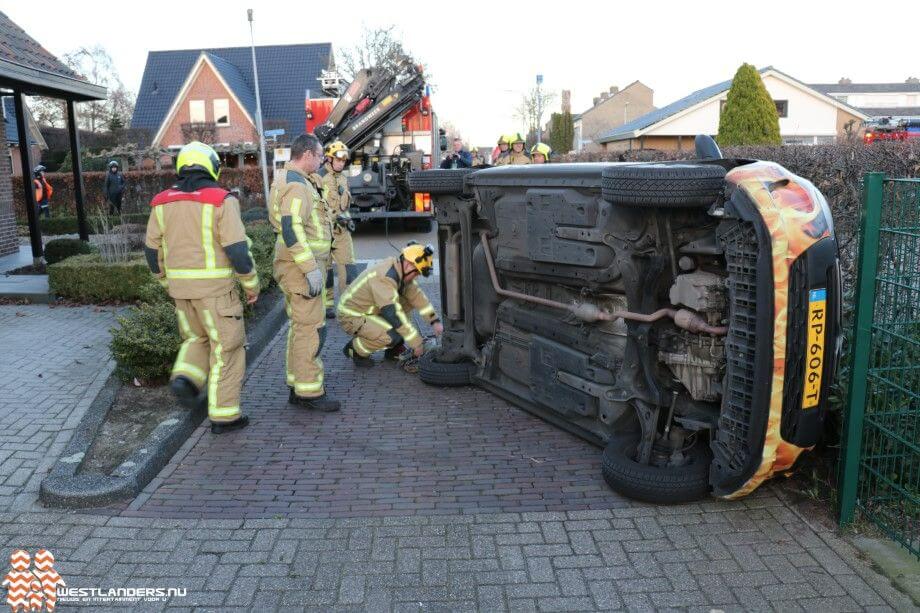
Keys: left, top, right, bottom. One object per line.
{"left": 593, "top": 96, "right": 601, "bottom": 106}
{"left": 609, "top": 85, "right": 619, "bottom": 95}
{"left": 907, "top": 77, "right": 920, "bottom": 84}
{"left": 600, "top": 92, "right": 609, "bottom": 102}
{"left": 838, "top": 77, "right": 852, "bottom": 85}
{"left": 561, "top": 90, "right": 571, "bottom": 113}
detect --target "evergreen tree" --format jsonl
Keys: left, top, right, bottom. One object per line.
{"left": 548, "top": 111, "right": 574, "bottom": 153}
{"left": 717, "top": 64, "right": 781, "bottom": 146}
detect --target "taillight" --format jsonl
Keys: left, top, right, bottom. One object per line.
{"left": 414, "top": 193, "right": 431, "bottom": 212}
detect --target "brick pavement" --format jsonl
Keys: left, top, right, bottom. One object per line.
{"left": 1, "top": 286, "right": 916, "bottom": 610}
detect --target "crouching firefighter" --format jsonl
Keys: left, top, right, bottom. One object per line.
{"left": 321, "top": 140, "right": 358, "bottom": 319}
{"left": 144, "top": 141, "right": 260, "bottom": 434}
{"left": 269, "top": 134, "right": 340, "bottom": 411}
{"left": 338, "top": 243, "right": 444, "bottom": 367}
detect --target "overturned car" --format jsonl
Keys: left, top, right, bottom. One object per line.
{"left": 407, "top": 136, "right": 841, "bottom": 503}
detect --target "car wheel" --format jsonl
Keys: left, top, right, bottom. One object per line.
{"left": 418, "top": 352, "right": 476, "bottom": 387}
{"left": 407, "top": 169, "right": 474, "bottom": 195}
{"left": 601, "top": 431, "right": 711, "bottom": 503}
{"left": 601, "top": 163, "right": 725, "bottom": 207}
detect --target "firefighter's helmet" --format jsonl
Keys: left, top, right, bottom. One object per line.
{"left": 497, "top": 134, "right": 512, "bottom": 146}
{"left": 401, "top": 241, "right": 435, "bottom": 277}
{"left": 510, "top": 132, "right": 526, "bottom": 145}
{"left": 530, "top": 142, "right": 552, "bottom": 161}
{"left": 324, "top": 140, "right": 349, "bottom": 161}
{"left": 176, "top": 141, "right": 221, "bottom": 181}
{"left": 33, "top": 165, "right": 46, "bottom": 177}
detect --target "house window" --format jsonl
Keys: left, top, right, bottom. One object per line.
{"left": 213, "top": 99, "right": 230, "bottom": 126}
{"left": 774, "top": 100, "right": 788, "bottom": 118}
{"left": 189, "top": 99, "right": 205, "bottom": 123}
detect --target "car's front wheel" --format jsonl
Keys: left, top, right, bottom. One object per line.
{"left": 601, "top": 431, "right": 711, "bottom": 503}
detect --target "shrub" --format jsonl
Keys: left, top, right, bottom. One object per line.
{"left": 136, "top": 280, "right": 171, "bottom": 305}
{"left": 109, "top": 301, "right": 181, "bottom": 384}
{"left": 44, "top": 238, "right": 97, "bottom": 265}
{"left": 48, "top": 253, "right": 153, "bottom": 302}
{"left": 246, "top": 221, "right": 276, "bottom": 292}
{"left": 25, "top": 213, "right": 150, "bottom": 236}
{"left": 717, "top": 63, "right": 781, "bottom": 146}
{"left": 241, "top": 206, "right": 269, "bottom": 223}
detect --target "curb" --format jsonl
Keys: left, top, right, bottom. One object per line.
{"left": 39, "top": 292, "right": 287, "bottom": 509}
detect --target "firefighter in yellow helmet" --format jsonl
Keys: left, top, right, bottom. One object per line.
{"left": 507, "top": 133, "right": 531, "bottom": 165}
{"left": 530, "top": 142, "right": 552, "bottom": 164}
{"left": 492, "top": 134, "right": 512, "bottom": 166}
{"left": 144, "top": 141, "right": 260, "bottom": 434}
{"left": 320, "top": 140, "right": 357, "bottom": 319}
{"left": 268, "top": 133, "right": 339, "bottom": 411}
{"left": 338, "top": 242, "right": 443, "bottom": 367}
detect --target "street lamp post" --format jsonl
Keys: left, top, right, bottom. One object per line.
{"left": 536, "top": 74, "right": 544, "bottom": 143}
{"left": 247, "top": 9, "right": 271, "bottom": 207}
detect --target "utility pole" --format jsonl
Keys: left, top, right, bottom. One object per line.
{"left": 536, "top": 74, "right": 544, "bottom": 143}
{"left": 248, "top": 9, "right": 270, "bottom": 207}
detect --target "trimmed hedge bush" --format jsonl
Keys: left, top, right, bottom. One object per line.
{"left": 246, "top": 220, "right": 276, "bottom": 292}
{"left": 241, "top": 206, "right": 269, "bottom": 223}
{"left": 44, "top": 238, "right": 97, "bottom": 265}
{"left": 48, "top": 254, "right": 153, "bottom": 302}
{"left": 136, "top": 280, "right": 171, "bottom": 305}
{"left": 109, "top": 301, "right": 181, "bottom": 383}
{"left": 21, "top": 213, "right": 151, "bottom": 236}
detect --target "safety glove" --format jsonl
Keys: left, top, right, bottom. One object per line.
{"left": 306, "top": 268, "right": 324, "bottom": 298}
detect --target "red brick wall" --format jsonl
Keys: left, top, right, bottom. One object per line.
{"left": 0, "top": 128, "right": 18, "bottom": 256}
{"left": 157, "top": 60, "right": 258, "bottom": 147}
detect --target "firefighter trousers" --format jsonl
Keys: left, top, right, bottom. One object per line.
{"left": 276, "top": 257, "right": 328, "bottom": 398}
{"left": 325, "top": 228, "right": 357, "bottom": 308}
{"left": 340, "top": 314, "right": 401, "bottom": 357}
{"left": 172, "top": 292, "right": 246, "bottom": 423}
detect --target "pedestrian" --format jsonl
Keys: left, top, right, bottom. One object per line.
{"left": 268, "top": 133, "right": 340, "bottom": 412}
{"left": 492, "top": 135, "right": 512, "bottom": 166}
{"left": 144, "top": 141, "right": 261, "bottom": 434}
{"left": 338, "top": 242, "right": 443, "bottom": 367}
{"left": 440, "top": 138, "right": 472, "bottom": 169}
{"left": 530, "top": 142, "right": 552, "bottom": 164}
{"left": 507, "top": 133, "right": 531, "bottom": 165}
{"left": 104, "top": 160, "right": 126, "bottom": 215}
{"left": 321, "top": 140, "right": 358, "bottom": 319}
{"left": 32, "top": 165, "right": 52, "bottom": 219}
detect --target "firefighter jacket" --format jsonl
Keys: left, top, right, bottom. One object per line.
{"left": 269, "top": 163, "right": 333, "bottom": 274}
{"left": 338, "top": 256, "right": 440, "bottom": 350}
{"left": 144, "top": 183, "right": 259, "bottom": 300}
{"left": 507, "top": 151, "right": 531, "bottom": 165}
{"left": 321, "top": 162, "right": 351, "bottom": 223}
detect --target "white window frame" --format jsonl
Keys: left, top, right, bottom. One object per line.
{"left": 189, "top": 99, "right": 206, "bottom": 123}
{"left": 213, "top": 99, "right": 230, "bottom": 126}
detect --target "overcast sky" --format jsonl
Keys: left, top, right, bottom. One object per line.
{"left": 7, "top": 1, "right": 917, "bottom": 146}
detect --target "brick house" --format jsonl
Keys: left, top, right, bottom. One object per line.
{"left": 132, "top": 43, "right": 332, "bottom": 163}
{"left": 3, "top": 96, "right": 46, "bottom": 176}
{"left": 574, "top": 81, "right": 655, "bottom": 152}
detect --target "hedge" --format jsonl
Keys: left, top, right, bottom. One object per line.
{"left": 22, "top": 213, "right": 151, "bottom": 236}
{"left": 44, "top": 238, "right": 97, "bottom": 265}
{"left": 245, "top": 220, "right": 276, "bottom": 292}
{"left": 12, "top": 166, "right": 268, "bottom": 221}
{"left": 109, "top": 301, "right": 182, "bottom": 384}
{"left": 48, "top": 254, "right": 153, "bottom": 302}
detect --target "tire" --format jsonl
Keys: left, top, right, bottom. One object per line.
{"left": 601, "top": 163, "right": 725, "bottom": 207}
{"left": 407, "top": 169, "right": 473, "bottom": 195}
{"left": 601, "top": 432, "right": 711, "bottom": 503}
{"left": 418, "top": 352, "right": 476, "bottom": 387}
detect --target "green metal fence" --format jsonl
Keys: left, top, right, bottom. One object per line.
{"left": 838, "top": 172, "right": 920, "bottom": 558}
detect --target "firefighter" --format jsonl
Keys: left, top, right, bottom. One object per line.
{"left": 321, "top": 140, "right": 358, "bottom": 319}
{"left": 470, "top": 147, "right": 486, "bottom": 167}
{"left": 530, "top": 142, "right": 552, "bottom": 164}
{"left": 507, "top": 133, "right": 531, "bottom": 165}
{"left": 492, "top": 135, "right": 512, "bottom": 166}
{"left": 144, "top": 141, "right": 260, "bottom": 434}
{"left": 33, "top": 165, "right": 52, "bottom": 219}
{"left": 338, "top": 242, "right": 443, "bottom": 367}
{"left": 269, "top": 133, "right": 340, "bottom": 412}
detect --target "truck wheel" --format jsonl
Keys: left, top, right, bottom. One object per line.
{"left": 407, "top": 169, "right": 474, "bottom": 195}
{"left": 601, "top": 164, "right": 725, "bottom": 208}
{"left": 601, "top": 432, "right": 711, "bottom": 503}
{"left": 418, "top": 352, "right": 476, "bottom": 387}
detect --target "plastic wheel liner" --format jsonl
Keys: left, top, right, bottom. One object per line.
{"left": 714, "top": 161, "right": 840, "bottom": 498}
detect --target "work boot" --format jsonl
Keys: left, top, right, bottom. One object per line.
{"left": 170, "top": 376, "right": 202, "bottom": 410}
{"left": 343, "top": 341, "right": 374, "bottom": 368}
{"left": 210, "top": 415, "right": 250, "bottom": 434}
{"left": 326, "top": 307, "right": 336, "bottom": 319}
{"left": 288, "top": 389, "right": 340, "bottom": 412}
{"left": 384, "top": 343, "right": 408, "bottom": 361}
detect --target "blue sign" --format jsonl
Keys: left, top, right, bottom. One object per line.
{"left": 264, "top": 128, "right": 285, "bottom": 137}
{"left": 536, "top": 74, "right": 543, "bottom": 85}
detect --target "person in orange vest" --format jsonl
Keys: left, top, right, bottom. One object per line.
{"left": 33, "top": 165, "right": 52, "bottom": 219}
{"left": 144, "top": 142, "right": 260, "bottom": 434}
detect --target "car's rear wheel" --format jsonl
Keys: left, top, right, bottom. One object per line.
{"left": 601, "top": 163, "right": 725, "bottom": 207}
{"left": 407, "top": 169, "right": 474, "bottom": 195}
{"left": 601, "top": 431, "right": 711, "bottom": 503}
{"left": 418, "top": 352, "right": 476, "bottom": 387}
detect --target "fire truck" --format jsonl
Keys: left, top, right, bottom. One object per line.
{"left": 306, "top": 59, "right": 442, "bottom": 231}
{"left": 863, "top": 116, "right": 920, "bottom": 143}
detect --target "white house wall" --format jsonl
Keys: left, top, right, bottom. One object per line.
{"left": 644, "top": 74, "right": 839, "bottom": 139}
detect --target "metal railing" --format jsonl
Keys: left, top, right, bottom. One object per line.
{"left": 839, "top": 172, "right": 920, "bottom": 558}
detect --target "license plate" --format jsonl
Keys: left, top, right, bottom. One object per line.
{"left": 802, "top": 288, "right": 827, "bottom": 409}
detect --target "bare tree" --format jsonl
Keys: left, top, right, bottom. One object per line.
{"left": 337, "top": 26, "right": 426, "bottom": 81}
{"left": 107, "top": 84, "right": 136, "bottom": 132}
{"left": 28, "top": 97, "right": 67, "bottom": 128}
{"left": 62, "top": 46, "right": 126, "bottom": 133}
{"left": 515, "top": 87, "right": 557, "bottom": 142}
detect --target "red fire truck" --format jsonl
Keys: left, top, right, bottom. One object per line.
{"left": 863, "top": 116, "right": 920, "bottom": 144}
{"left": 306, "top": 60, "right": 443, "bottom": 231}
